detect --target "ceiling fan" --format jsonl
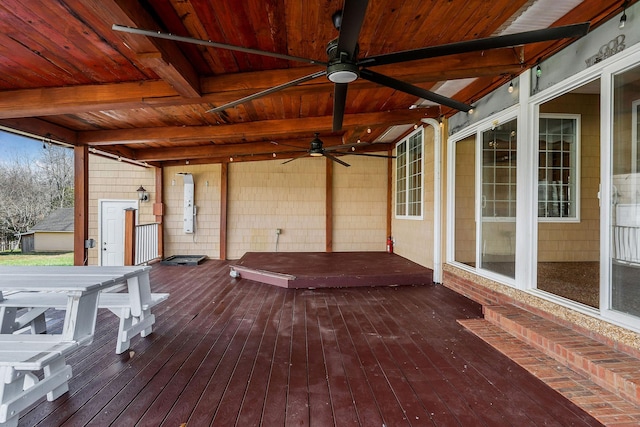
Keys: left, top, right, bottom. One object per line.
{"left": 113, "top": 0, "right": 590, "bottom": 132}
{"left": 270, "top": 133, "right": 394, "bottom": 167}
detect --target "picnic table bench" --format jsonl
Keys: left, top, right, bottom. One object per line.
{"left": 0, "top": 336, "right": 77, "bottom": 427}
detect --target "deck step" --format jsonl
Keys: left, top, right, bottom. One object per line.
{"left": 459, "top": 316, "right": 640, "bottom": 426}
{"left": 463, "top": 304, "right": 640, "bottom": 408}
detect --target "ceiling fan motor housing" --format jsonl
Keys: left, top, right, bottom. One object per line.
{"left": 309, "top": 135, "right": 324, "bottom": 156}
{"left": 326, "top": 39, "right": 359, "bottom": 83}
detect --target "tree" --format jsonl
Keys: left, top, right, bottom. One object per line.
{"left": 39, "top": 144, "right": 74, "bottom": 209}
{"left": 0, "top": 143, "right": 73, "bottom": 249}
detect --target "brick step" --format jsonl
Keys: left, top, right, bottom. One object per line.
{"left": 459, "top": 317, "right": 640, "bottom": 425}
{"left": 481, "top": 304, "right": 640, "bottom": 406}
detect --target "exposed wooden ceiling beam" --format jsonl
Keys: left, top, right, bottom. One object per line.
{"left": 0, "top": 50, "right": 521, "bottom": 119}
{"left": 78, "top": 109, "right": 433, "bottom": 146}
{"left": 87, "top": 0, "right": 200, "bottom": 98}
{"left": 133, "top": 136, "right": 393, "bottom": 162}
{"left": 0, "top": 118, "right": 78, "bottom": 145}
{"left": 0, "top": 81, "right": 178, "bottom": 119}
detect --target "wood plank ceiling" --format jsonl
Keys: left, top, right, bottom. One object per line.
{"left": 0, "top": 0, "right": 630, "bottom": 166}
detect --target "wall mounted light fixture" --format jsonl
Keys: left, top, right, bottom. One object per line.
{"left": 137, "top": 186, "right": 149, "bottom": 202}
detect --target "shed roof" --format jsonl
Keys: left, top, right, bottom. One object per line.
{"left": 29, "top": 208, "right": 74, "bottom": 233}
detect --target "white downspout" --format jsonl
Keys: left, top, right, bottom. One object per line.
{"left": 422, "top": 118, "right": 442, "bottom": 283}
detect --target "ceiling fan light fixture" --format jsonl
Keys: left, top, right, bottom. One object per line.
{"left": 327, "top": 61, "right": 359, "bottom": 83}
{"left": 310, "top": 151, "right": 324, "bottom": 157}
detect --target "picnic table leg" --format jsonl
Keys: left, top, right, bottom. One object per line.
{"left": 62, "top": 292, "right": 100, "bottom": 344}
{"left": 115, "top": 308, "right": 132, "bottom": 355}
{"left": 0, "top": 366, "right": 22, "bottom": 427}
{"left": 0, "top": 360, "right": 73, "bottom": 427}
{"left": 42, "top": 357, "right": 70, "bottom": 401}
{"left": 0, "top": 307, "right": 17, "bottom": 334}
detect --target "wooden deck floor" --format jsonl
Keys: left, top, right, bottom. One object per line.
{"left": 19, "top": 259, "right": 602, "bottom": 426}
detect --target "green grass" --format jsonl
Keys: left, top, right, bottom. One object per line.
{"left": 0, "top": 251, "right": 74, "bottom": 266}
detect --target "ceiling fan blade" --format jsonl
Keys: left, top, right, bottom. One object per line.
{"left": 208, "top": 71, "right": 326, "bottom": 113}
{"left": 359, "top": 22, "right": 590, "bottom": 67}
{"left": 344, "top": 152, "right": 396, "bottom": 159}
{"left": 324, "top": 153, "right": 351, "bottom": 167}
{"left": 112, "top": 24, "right": 326, "bottom": 66}
{"left": 323, "top": 142, "right": 368, "bottom": 152}
{"left": 282, "top": 152, "right": 310, "bottom": 165}
{"left": 336, "top": 0, "right": 369, "bottom": 59}
{"left": 332, "top": 83, "right": 349, "bottom": 132}
{"left": 270, "top": 140, "right": 309, "bottom": 150}
{"left": 360, "top": 69, "right": 472, "bottom": 112}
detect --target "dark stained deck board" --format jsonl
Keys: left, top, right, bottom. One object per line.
{"left": 284, "top": 291, "right": 312, "bottom": 425}
{"left": 15, "top": 258, "right": 604, "bottom": 427}
{"left": 304, "top": 295, "right": 334, "bottom": 426}
{"left": 234, "top": 289, "right": 288, "bottom": 426}
{"left": 314, "top": 293, "right": 361, "bottom": 426}
{"left": 324, "top": 293, "right": 387, "bottom": 426}
{"left": 160, "top": 279, "right": 271, "bottom": 426}
{"left": 336, "top": 293, "right": 423, "bottom": 426}
{"left": 155, "top": 282, "right": 263, "bottom": 426}
{"left": 260, "top": 290, "right": 294, "bottom": 427}
{"left": 384, "top": 286, "right": 601, "bottom": 426}
{"left": 79, "top": 264, "right": 234, "bottom": 426}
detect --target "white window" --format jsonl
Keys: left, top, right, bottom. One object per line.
{"left": 395, "top": 128, "right": 423, "bottom": 219}
{"left": 538, "top": 114, "right": 580, "bottom": 221}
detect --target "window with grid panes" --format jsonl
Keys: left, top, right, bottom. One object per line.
{"left": 538, "top": 114, "right": 580, "bottom": 220}
{"left": 395, "top": 128, "right": 423, "bottom": 218}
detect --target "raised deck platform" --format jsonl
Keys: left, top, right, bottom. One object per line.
{"left": 230, "top": 251, "right": 433, "bottom": 289}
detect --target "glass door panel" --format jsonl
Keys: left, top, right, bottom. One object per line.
{"left": 480, "top": 119, "right": 517, "bottom": 278}
{"left": 454, "top": 135, "right": 476, "bottom": 267}
{"left": 611, "top": 64, "right": 640, "bottom": 316}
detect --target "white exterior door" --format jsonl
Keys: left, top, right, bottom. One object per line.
{"left": 100, "top": 200, "right": 137, "bottom": 266}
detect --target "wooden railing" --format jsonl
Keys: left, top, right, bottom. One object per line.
{"left": 123, "top": 209, "right": 161, "bottom": 266}
{"left": 135, "top": 222, "right": 160, "bottom": 265}
{"left": 613, "top": 225, "right": 640, "bottom": 265}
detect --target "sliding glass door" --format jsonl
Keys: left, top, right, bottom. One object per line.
{"left": 610, "top": 64, "right": 640, "bottom": 316}
{"left": 480, "top": 118, "right": 517, "bottom": 278}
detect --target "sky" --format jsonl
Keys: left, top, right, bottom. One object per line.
{"left": 0, "top": 130, "right": 45, "bottom": 163}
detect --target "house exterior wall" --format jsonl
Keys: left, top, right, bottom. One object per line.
{"left": 227, "top": 158, "right": 326, "bottom": 259}
{"left": 34, "top": 231, "right": 73, "bottom": 252}
{"left": 333, "top": 154, "right": 388, "bottom": 252}
{"left": 392, "top": 126, "right": 435, "bottom": 268}
{"left": 88, "top": 155, "right": 155, "bottom": 265}
{"left": 87, "top": 154, "right": 391, "bottom": 264}
{"left": 441, "top": 4, "right": 640, "bottom": 353}
{"left": 163, "top": 164, "right": 221, "bottom": 258}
